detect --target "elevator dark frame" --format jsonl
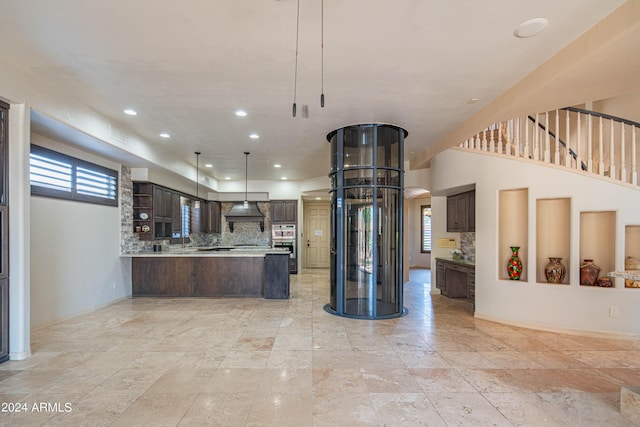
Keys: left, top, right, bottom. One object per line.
{"left": 325, "top": 124, "right": 408, "bottom": 319}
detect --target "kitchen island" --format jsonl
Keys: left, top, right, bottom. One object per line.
{"left": 127, "top": 247, "right": 290, "bottom": 299}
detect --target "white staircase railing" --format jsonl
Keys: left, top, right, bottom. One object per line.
{"left": 458, "top": 107, "right": 639, "bottom": 187}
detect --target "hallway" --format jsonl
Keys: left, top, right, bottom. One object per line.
{"left": 0, "top": 269, "right": 637, "bottom": 426}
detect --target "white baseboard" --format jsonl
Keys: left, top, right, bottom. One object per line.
{"left": 474, "top": 312, "right": 640, "bottom": 340}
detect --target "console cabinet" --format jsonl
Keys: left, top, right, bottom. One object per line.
{"left": 435, "top": 258, "right": 475, "bottom": 309}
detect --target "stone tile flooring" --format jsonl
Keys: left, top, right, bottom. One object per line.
{"left": 1, "top": 269, "right": 639, "bottom": 426}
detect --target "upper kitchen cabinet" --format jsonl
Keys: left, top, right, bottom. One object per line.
{"left": 201, "top": 201, "right": 221, "bottom": 234}
{"left": 446, "top": 190, "right": 475, "bottom": 232}
{"left": 271, "top": 200, "right": 297, "bottom": 223}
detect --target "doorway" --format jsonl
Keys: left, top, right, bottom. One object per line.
{"left": 303, "top": 202, "right": 330, "bottom": 268}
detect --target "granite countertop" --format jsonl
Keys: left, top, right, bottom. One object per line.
{"left": 123, "top": 246, "right": 290, "bottom": 257}
{"left": 436, "top": 256, "right": 475, "bottom": 267}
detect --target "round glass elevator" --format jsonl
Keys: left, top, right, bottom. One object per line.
{"left": 325, "top": 124, "right": 408, "bottom": 319}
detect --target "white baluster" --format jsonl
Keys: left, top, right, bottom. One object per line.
{"left": 554, "top": 110, "right": 560, "bottom": 165}
{"left": 587, "top": 114, "right": 593, "bottom": 172}
{"left": 534, "top": 113, "right": 539, "bottom": 161}
{"left": 515, "top": 117, "right": 521, "bottom": 157}
{"left": 632, "top": 125, "right": 638, "bottom": 185}
{"left": 565, "top": 110, "right": 571, "bottom": 167}
{"left": 544, "top": 112, "right": 550, "bottom": 163}
{"left": 482, "top": 129, "right": 487, "bottom": 152}
{"left": 576, "top": 112, "right": 581, "bottom": 170}
{"left": 609, "top": 119, "right": 616, "bottom": 179}
{"left": 621, "top": 122, "right": 626, "bottom": 183}
{"left": 524, "top": 117, "right": 529, "bottom": 159}
{"left": 599, "top": 116, "right": 604, "bottom": 175}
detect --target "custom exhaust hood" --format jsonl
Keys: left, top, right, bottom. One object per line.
{"left": 224, "top": 202, "right": 265, "bottom": 233}
{"left": 224, "top": 151, "right": 265, "bottom": 232}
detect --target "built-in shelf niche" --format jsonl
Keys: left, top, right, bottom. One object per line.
{"left": 536, "top": 198, "right": 570, "bottom": 285}
{"left": 579, "top": 211, "right": 615, "bottom": 287}
{"left": 625, "top": 225, "right": 640, "bottom": 288}
{"left": 499, "top": 188, "right": 528, "bottom": 281}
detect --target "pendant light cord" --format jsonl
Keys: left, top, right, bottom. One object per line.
{"left": 292, "top": 0, "right": 300, "bottom": 117}
{"left": 244, "top": 152, "right": 249, "bottom": 205}
{"left": 195, "top": 152, "right": 200, "bottom": 199}
{"left": 320, "top": 0, "right": 325, "bottom": 108}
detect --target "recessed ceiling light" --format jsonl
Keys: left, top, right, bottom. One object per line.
{"left": 249, "top": 133, "right": 259, "bottom": 139}
{"left": 224, "top": 176, "right": 231, "bottom": 180}
{"left": 159, "top": 133, "right": 170, "bottom": 138}
{"left": 123, "top": 109, "right": 137, "bottom": 116}
{"left": 281, "top": 177, "right": 287, "bottom": 180}
{"left": 514, "top": 18, "right": 548, "bottom": 38}
{"left": 273, "top": 164, "right": 282, "bottom": 168}
{"left": 204, "top": 163, "right": 213, "bottom": 168}
{"left": 235, "top": 110, "right": 247, "bottom": 117}
{"left": 315, "top": 197, "right": 321, "bottom": 200}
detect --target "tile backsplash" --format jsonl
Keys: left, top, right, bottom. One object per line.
{"left": 460, "top": 232, "right": 476, "bottom": 263}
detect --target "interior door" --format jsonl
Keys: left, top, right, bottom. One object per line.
{"left": 304, "top": 202, "right": 330, "bottom": 268}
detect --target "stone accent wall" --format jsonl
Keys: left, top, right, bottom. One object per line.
{"left": 120, "top": 166, "right": 153, "bottom": 254}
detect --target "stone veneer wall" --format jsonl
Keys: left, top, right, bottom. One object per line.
{"left": 460, "top": 232, "right": 476, "bottom": 263}
{"left": 220, "top": 202, "right": 272, "bottom": 246}
{"left": 120, "top": 166, "right": 153, "bottom": 254}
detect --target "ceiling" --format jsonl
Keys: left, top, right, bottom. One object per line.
{"left": 0, "top": 0, "right": 627, "bottom": 183}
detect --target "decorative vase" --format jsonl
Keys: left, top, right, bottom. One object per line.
{"left": 507, "top": 246, "right": 523, "bottom": 280}
{"left": 544, "top": 257, "right": 566, "bottom": 284}
{"left": 580, "top": 259, "right": 600, "bottom": 286}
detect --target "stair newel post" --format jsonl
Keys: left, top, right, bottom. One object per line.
{"left": 555, "top": 110, "right": 561, "bottom": 165}
{"left": 544, "top": 111, "right": 550, "bottom": 163}
{"left": 565, "top": 109, "right": 571, "bottom": 167}
{"left": 632, "top": 125, "right": 638, "bottom": 185}
{"left": 621, "top": 122, "right": 626, "bottom": 183}
{"left": 587, "top": 113, "right": 593, "bottom": 173}
{"left": 576, "top": 111, "right": 581, "bottom": 170}
{"left": 599, "top": 116, "right": 605, "bottom": 176}
{"left": 610, "top": 118, "right": 616, "bottom": 179}
{"left": 490, "top": 124, "right": 496, "bottom": 153}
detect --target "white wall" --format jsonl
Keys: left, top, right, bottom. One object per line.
{"left": 406, "top": 197, "right": 431, "bottom": 268}
{"left": 431, "top": 149, "right": 640, "bottom": 337}
{"left": 30, "top": 135, "right": 131, "bottom": 328}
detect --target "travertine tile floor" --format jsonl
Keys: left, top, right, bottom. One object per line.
{"left": 1, "top": 268, "right": 639, "bottom": 426}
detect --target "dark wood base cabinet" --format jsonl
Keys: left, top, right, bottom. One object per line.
{"left": 435, "top": 258, "right": 475, "bottom": 309}
{"left": 132, "top": 255, "right": 289, "bottom": 299}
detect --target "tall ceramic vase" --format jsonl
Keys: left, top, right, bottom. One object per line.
{"left": 544, "top": 257, "right": 566, "bottom": 284}
{"left": 507, "top": 246, "right": 523, "bottom": 280}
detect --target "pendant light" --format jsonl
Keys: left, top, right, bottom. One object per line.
{"left": 320, "top": 0, "right": 325, "bottom": 108}
{"left": 292, "top": 0, "right": 300, "bottom": 117}
{"left": 243, "top": 152, "right": 250, "bottom": 209}
{"left": 194, "top": 152, "right": 201, "bottom": 209}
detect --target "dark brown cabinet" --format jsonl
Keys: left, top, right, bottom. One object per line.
{"left": 435, "top": 258, "right": 475, "bottom": 309}
{"left": 0, "top": 101, "right": 8, "bottom": 363}
{"left": 201, "top": 201, "right": 221, "bottom": 234}
{"left": 271, "top": 200, "right": 297, "bottom": 223}
{"left": 446, "top": 190, "right": 475, "bottom": 232}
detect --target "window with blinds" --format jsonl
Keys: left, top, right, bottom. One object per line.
{"left": 30, "top": 145, "right": 118, "bottom": 206}
{"left": 421, "top": 205, "right": 431, "bottom": 253}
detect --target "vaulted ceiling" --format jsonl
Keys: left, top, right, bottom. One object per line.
{"left": 0, "top": 0, "right": 631, "bottom": 182}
